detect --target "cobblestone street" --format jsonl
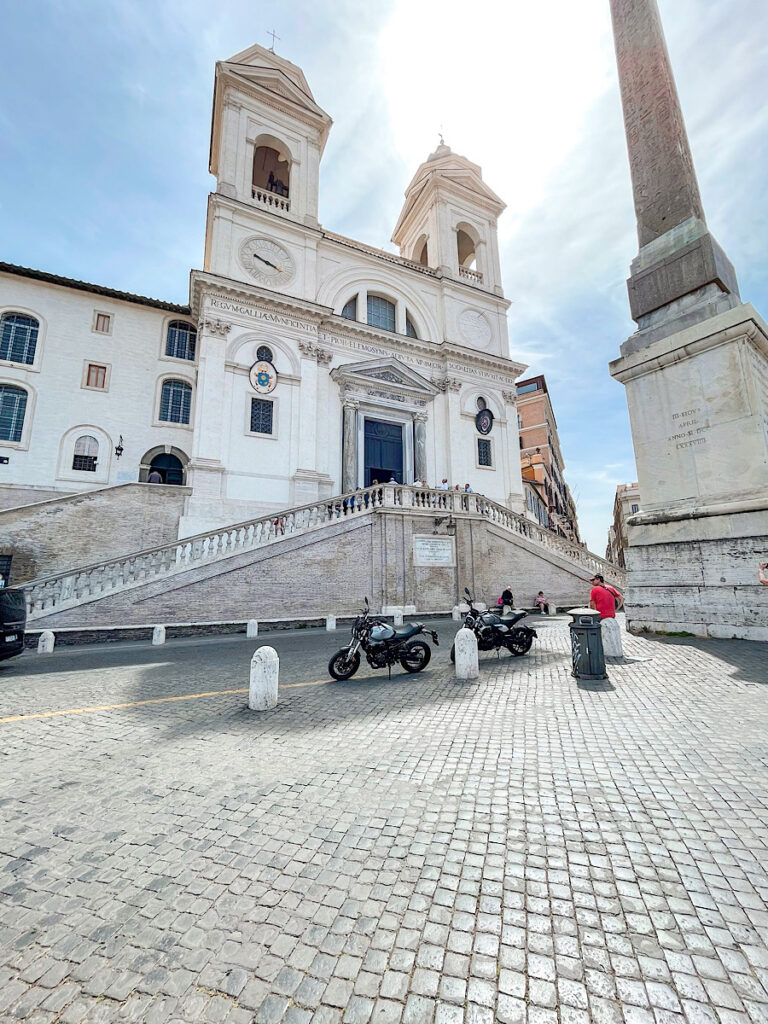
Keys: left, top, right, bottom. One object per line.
{"left": 1, "top": 621, "right": 767, "bottom": 1024}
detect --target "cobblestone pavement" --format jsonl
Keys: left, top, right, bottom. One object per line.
{"left": 1, "top": 622, "right": 767, "bottom": 1024}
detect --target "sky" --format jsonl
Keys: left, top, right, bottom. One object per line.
{"left": 1, "top": 0, "right": 767, "bottom": 552}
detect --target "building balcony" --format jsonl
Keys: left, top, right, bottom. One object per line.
{"left": 458, "top": 266, "right": 483, "bottom": 284}
{"left": 252, "top": 187, "right": 291, "bottom": 213}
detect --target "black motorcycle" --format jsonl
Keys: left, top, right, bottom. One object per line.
{"left": 450, "top": 588, "right": 537, "bottom": 662}
{"left": 328, "top": 598, "right": 439, "bottom": 680}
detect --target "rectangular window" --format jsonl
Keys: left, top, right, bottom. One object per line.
{"left": 631, "top": 503, "right": 639, "bottom": 514}
{"left": 366, "top": 295, "right": 396, "bottom": 333}
{"left": 86, "top": 364, "right": 107, "bottom": 389}
{"left": 94, "top": 313, "right": 111, "bottom": 333}
{"left": 478, "top": 439, "right": 493, "bottom": 467}
{"left": 250, "top": 398, "right": 273, "bottom": 434}
{"left": 0, "top": 555, "right": 11, "bottom": 586}
{"left": 516, "top": 382, "right": 540, "bottom": 396}
{"left": 72, "top": 454, "right": 97, "bottom": 472}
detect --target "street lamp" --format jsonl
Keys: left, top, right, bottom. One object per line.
{"left": 114, "top": 435, "right": 124, "bottom": 459}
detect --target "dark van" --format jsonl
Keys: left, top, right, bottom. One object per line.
{"left": 0, "top": 588, "right": 26, "bottom": 662}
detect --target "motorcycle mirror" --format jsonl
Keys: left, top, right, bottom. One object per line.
{"left": 464, "top": 587, "right": 471, "bottom": 597}
{"left": 364, "top": 596, "right": 369, "bottom": 607}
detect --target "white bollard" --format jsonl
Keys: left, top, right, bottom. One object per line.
{"left": 452, "top": 606, "right": 461, "bottom": 621}
{"left": 455, "top": 627, "right": 479, "bottom": 681}
{"left": 326, "top": 615, "right": 336, "bottom": 631}
{"left": 393, "top": 608, "right": 404, "bottom": 626}
{"left": 152, "top": 625, "right": 166, "bottom": 646}
{"left": 458, "top": 602, "right": 470, "bottom": 615}
{"left": 246, "top": 619, "right": 259, "bottom": 638}
{"left": 601, "top": 617, "right": 624, "bottom": 658}
{"left": 37, "top": 630, "right": 55, "bottom": 654}
{"left": 249, "top": 646, "right": 279, "bottom": 710}
{"left": 403, "top": 605, "right": 416, "bottom": 617}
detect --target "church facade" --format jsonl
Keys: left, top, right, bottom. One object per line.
{"left": 0, "top": 44, "right": 528, "bottom": 538}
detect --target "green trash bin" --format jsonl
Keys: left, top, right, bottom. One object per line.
{"left": 568, "top": 608, "right": 607, "bottom": 680}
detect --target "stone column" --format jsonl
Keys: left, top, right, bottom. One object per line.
{"left": 187, "top": 317, "right": 230, "bottom": 499}
{"left": 342, "top": 399, "right": 358, "bottom": 492}
{"left": 413, "top": 414, "right": 427, "bottom": 484}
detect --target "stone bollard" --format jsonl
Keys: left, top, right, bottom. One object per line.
{"left": 393, "top": 608, "right": 404, "bottom": 627}
{"left": 246, "top": 619, "right": 259, "bottom": 638}
{"left": 249, "top": 646, "right": 279, "bottom": 710}
{"left": 37, "top": 630, "right": 55, "bottom": 654}
{"left": 403, "top": 605, "right": 416, "bottom": 617}
{"left": 326, "top": 615, "right": 336, "bottom": 631}
{"left": 601, "top": 617, "right": 624, "bottom": 658}
{"left": 152, "top": 625, "right": 166, "bottom": 646}
{"left": 455, "top": 627, "right": 479, "bottom": 681}
{"left": 458, "top": 602, "right": 470, "bottom": 615}
{"left": 452, "top": 606, "right": 461, "bottom": 621}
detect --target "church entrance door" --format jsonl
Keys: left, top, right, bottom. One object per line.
{"left": 364, "top": 419, "right": 403, "bottom": 486}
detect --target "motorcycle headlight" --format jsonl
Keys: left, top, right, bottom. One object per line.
{"left": 465, "top": 615, "right": 475, "bottom": 627}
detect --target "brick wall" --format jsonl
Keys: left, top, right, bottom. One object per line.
{"left": 0, "top": 482, "right": 189, "bottom": 584}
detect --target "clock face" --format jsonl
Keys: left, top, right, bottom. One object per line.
{"left": 249, "top": 360, "right": 277, "bottom": 394}
{"left": 239, "top": 237, "right": 296, "bottom": 286}
{"left": 459, "top": 309, "right": 492, "bottom": 349}
{"left": 476, "top": 409, "right": 494, "bottom": 435}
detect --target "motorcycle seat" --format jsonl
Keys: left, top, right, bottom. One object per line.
{"left": 499, "top": 611, "right": 527, "bottom": 625}
{"left": 393, "top": 624, "right": 422, "bottom": 639}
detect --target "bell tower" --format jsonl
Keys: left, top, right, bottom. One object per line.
{"left": 391, "top": 143, "right": 506, "bottom": 296}
{"left": 204, "top": 43, "right": 332, "bottom": 281}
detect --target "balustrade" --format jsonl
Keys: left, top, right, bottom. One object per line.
{"left": 252, "top": 187, "right": 290, "bottom": 212}
{"left": 24, "top": 483, "right": 624, "bottom": 620}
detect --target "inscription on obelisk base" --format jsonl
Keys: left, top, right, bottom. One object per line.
{"left": 608, "top": 0, "right": 768, "bottom": 641}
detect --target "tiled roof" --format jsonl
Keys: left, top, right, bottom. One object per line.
{"left": 0, "top": 262, "right": 190, "bottom": 314}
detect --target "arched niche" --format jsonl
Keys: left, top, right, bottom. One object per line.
{"left": 252, "top": 134, "right": 292, "bottom": 199}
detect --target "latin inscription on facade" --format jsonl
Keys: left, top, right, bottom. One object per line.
{"left": 207, "top": 296, "right": 317, "bottom": 333}
{"left": 413, "top": 535, "right": 455, "bottom": 567}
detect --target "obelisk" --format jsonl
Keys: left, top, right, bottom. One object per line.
{"left": 609, "top": 0, "right": 740, "bottom": 349}
{"left": 608, "top": 0, "right": 768, "bottom": 641}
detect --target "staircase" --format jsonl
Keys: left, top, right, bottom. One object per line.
{"left": 22, "top": 485, "right": 624, "bottom": 624}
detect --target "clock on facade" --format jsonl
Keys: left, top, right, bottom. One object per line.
{"left": 249, "top": 360, "right": 277, "bottom": 394}
{"left": 475, "top": 409, "right": 494, "bottom": 435}
{"left": 239, "top": 237, "right": 296, "bottom": 286}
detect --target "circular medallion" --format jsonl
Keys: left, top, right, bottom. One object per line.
{"left": 459, "top": 309, "right": 492, "bottom": 349}
{"left": 476, "top": 409, "right": 494, "bottom": 435}
{"left": 249, "top": 360, "right": 277, "bottom": 394}
{"left": 239, "top": 236, "right": 296, "bottom": 286}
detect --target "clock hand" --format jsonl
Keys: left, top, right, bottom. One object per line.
{"left": 252, "top": 253, "right": 280, "bottom": 270}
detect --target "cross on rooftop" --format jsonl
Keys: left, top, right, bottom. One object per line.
{"left": 267, "top": 29, "right": 280, "bottom": 51}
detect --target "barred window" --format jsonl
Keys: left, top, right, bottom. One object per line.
{"left": 0, "top": 385, "right": 28, "bottom": 442}
{"left": 256, "top": 345, "right": 273, "bottom": 363}
{"left": 72, "top": 434, "right": 99, "bottom": 472}
{"left": 250, "top": 398, "right": 273, "bottom": 434}
{"left": 366, "top": 295, "right": 396, "bottom": 333}
{"left": 0, "top": 313, "right": 39, "bottom": 365}
{"left": 159, "top": 379, "right": 192, "bottom": 424}
{"left": 478, "top": 438, "right": 493, "bottom": 467}
{"left": 341, "top": 297, "right": 357, "bottom": 321}
{"left": 166, "top": 321, "right": 196, "bottom": 361}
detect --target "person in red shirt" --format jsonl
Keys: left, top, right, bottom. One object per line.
{"left": 589, "top": 574, "right": 624, "bottom": 619}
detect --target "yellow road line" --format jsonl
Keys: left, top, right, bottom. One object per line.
{"left": 0, "top": 678, "right": 340, "bottom": 725}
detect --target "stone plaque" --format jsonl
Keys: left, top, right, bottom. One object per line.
{"left": 413, "top": 535, "right": 455, "bottom": 567}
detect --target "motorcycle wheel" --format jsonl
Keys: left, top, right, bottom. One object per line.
{"left": 328, "top": 650, "right": 361, "bottom": 680}
{"left": 506, "top": 630, "right": 533, "bottom": 656}
{"left": 449, "top": 642, "right": 456, "bottom": 664}
{"left": 400, "top": 641, "right": 431, "bottom": 673}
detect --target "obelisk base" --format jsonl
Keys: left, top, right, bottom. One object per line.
{"left": 610, "top": 302, "right": 768, "bottom": 640}
{"left": 624, "top": 503, "right": 768, "bottom": 641}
